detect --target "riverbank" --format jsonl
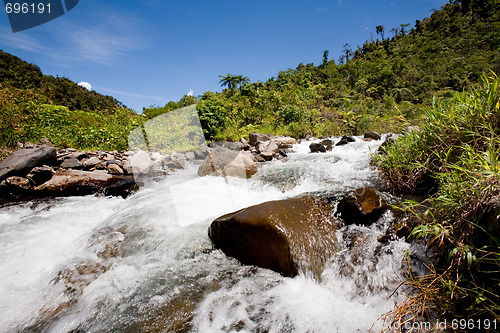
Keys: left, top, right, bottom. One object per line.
{"left": 375, "top": 74, "right": 500, "bottom": 324}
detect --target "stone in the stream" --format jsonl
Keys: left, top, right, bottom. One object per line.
{"left": 335, "top": 186, "right": 388, "bottom": 226}
{"left": 209, "top": 195, "right": 339, "bottom": 277}
{"left": 274, "top": 136, "right": 297, "bottom": 149}
{"left": 336, "top": 135, "right": 356, "bottom": 146}
{"left": 364, "top": 131, "right": 381, "bottom": 141}
{"left": 198, "top": 147, "right": 258, "bottom": 179}
{"left": 320, "top": 139, "right": 334, "bottom": 151}
{"left": 128, "top": 150, "right": 154, "bottom": 175}
{"left": 0, "top": 146, "right": 56, "bottom": 181}
{"left": 309, "top": 142, "right": 327, "bottom": 153}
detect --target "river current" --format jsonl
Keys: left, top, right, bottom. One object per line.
{"left": 0, "top": 137, "right": 413, "bottom": 332}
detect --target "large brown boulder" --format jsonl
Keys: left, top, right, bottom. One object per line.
{"left": 209, "top": 195, "right": 339, "bottom": 277}
{"left": 198, "top": 147, "right": 258, "bottom": 179}
{"left": 336, "top": 186, "right": 388, "bottom": 225}
{"left": 0, "top": 146, "right": 56, "bottom": 181}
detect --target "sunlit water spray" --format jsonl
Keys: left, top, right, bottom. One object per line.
{"left": 0, "top": 137, "right": 412, "bottom": 332}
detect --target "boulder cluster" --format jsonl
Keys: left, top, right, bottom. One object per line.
{"left": 0, "top": 134, "right": 297, "bottom": 199}
{"left": 309, "top": 131, "right": 382, "bottom": 153}
{"left": 197, "top": 133, "right": 296, "bottom": 179}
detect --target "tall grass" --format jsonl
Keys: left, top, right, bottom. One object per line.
{"left": 375, "top": 73, "right": 500, "bottom": 326}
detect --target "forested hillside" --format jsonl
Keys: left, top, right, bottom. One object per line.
{"left": 0, "top": 50, "right": 141, "bottom": 151}
{"left": 172, "top": 0, "right": 497, "bottom": 140}
{"left": 1, "top": 0, "right": 499, "bottom": 151}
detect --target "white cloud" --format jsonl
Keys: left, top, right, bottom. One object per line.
{"left": 77, "top": 81, "right": 92, "bottom": 90}
{"left": 187, "top": 89, "right": 194, "bottom": 96}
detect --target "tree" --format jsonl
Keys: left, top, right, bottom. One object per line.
{"left": 322, "top": 50, "right": 329, "bottom": 67}
{"left": 218, "top": 74, "right": 249, "bottom": 90}
{"left": 376, "top": 25, "right": 385, "bottom": 40}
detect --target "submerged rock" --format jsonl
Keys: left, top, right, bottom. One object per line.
{"left": 198, "top": 147, "right": 258, "bottom": 179}
{"left": 336, "top": 186, "right": 388, "bottom": 225}
{"left": 209, "top": 195, "right": 339, "bottom": 277}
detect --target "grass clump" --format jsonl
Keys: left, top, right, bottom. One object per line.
{"left": 376, "top": 73, "right": 500, "bottom": 326}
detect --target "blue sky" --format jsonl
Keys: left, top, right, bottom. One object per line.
{"left": 0, "top": 0, "right": 447, "bottom": 112}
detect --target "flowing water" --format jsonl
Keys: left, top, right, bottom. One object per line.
{"left": 0, "top": 137, "right": 416, "bottom": 332}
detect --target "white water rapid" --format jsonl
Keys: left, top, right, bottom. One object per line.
{"left": 0, "top": 137, "right": 413, "bottom": 332}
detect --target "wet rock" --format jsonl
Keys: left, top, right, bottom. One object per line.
{"left": 254, "top": 154, "right": 266, "bottom": 163}
{"left": 185, "top": 151, "right": 195, "bottom": 160}
{"left": 0, "top": 146, "right": 56, "bottom": 181}
{"left": 165, "top": 157, "right": 186, "bottom": 170}
{"left": 364, "top": 131, "right": 381, "bottom": 141}
{"left": 320, "top": 139, "right": 334, "bottom": 150}
{"left": 309, "top": 142, "right": 327, "bottom": 153}
{"left": 198, "top": 147, "right": 258, "bottom": 179}
{"left": 336, "top": 135, "right": 356, "bottom": 146}
{"left": 336, "top": 186, "right": 388, "bottom": 226}
{"left": 26, "top": 165, "right": 54, "bottom": 186}
{"left": 60, "top": 158, "right": 83, "bottom": 169}
{"left": 260, "top": 151, "right": 275, "bottom": 161}
{"left": 278, "top": 149, "right": 288, "bottom": 158}
{"left": 209, "top": 195, "right": 339, "bottom": 277}
{"left": 249, "top": 133, "right": 272, "bottom": 146}
{"left": 128, "top": 150, "right": 154, "bottom": 175}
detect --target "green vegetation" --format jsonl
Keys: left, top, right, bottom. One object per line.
{"left": 376, "top": 73, "right": 500, "bottom": 323}
{"left": 161, "top": 0, "right": 497, "bottom": 141}
{"left": 0, "top": 50, "right": 142, "bottom": 151}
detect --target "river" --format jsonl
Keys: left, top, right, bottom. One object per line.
{"left": 0, "top": 137, "right": 416, "bottom": 332}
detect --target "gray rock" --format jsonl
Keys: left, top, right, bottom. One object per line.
{"left": 0, "top": 146, "right": 56, "bottom": 182}
{"left": 185, "top": 152, "right": 195, "bottom": 160}
{"left": 198, "top": 147, "right": 258, "bottom": 179}
{"left": 38, "top": 138, "right": 52, "bottom": 146}
{"left": 310, "top": 142, "right": 327, "bottom": 153}
{"left": 274, "top": 136, "right": 297, "bottom": 149}
{"left": 60, "top": 158, "right": 83, "bottom": 169}
{"left": 336, "top": 135, "right": 356, "bottom": 146}
{"left": 128, "top": 150, "right": 154, "bottom": 175}
{"left": 260, "top": 151, "right": 274, "bottom": 161}
{"left": 249, "top": 133, "right": 271, "bottom": 146}
{"left": 194, "top": 149, "right": 209, "bottom": 160}
{"left": 107, "top": 164, "right": 124, "bottom": 175}
{"left": 224, "top": 142, "right": 244, "bottom": 151}
{"left": 257, "top": 140, "right": 279, "bottom": 155}
{"left": 83, "top": 157, "right": 101, "bottom": 168}
{"left": 26, "top": 166, "right": 54, "bottom": 186}
{"left": 364, "top": 131, "right": 381, "bottom": 141}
